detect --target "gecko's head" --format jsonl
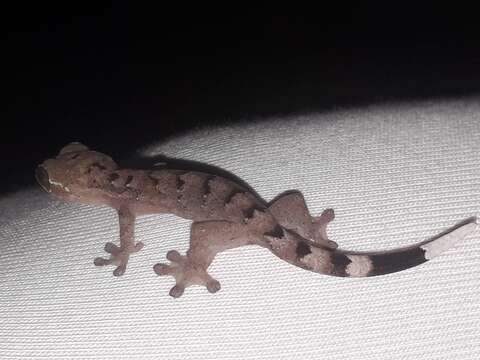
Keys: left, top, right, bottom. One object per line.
{"left": 36, "top": 142, "right": 118, "bottom": 203}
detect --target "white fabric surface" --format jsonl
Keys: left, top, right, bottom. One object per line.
{"left": 1, "top": 98, "right": 479, "bottom": 359}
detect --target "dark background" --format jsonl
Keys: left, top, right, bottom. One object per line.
{"left": 3, "top": 3, "right": 480, "bottom": 195}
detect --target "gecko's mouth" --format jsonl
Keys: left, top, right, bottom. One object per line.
{"left": 35, "top": 166, "right": 51, "bottom": 193}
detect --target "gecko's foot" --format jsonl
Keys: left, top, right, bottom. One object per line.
{"left": 317, "top": 208, "right": 335, "bottom": 224}
{"left": 93, "top": 241, "right": 144, "bottom": 276}
{"left": 153, "top": 250, "right": 221, "bottom": 298}
{"left": 319, "top": 238, "right": 338, "bottom": 250}
{"left": 312, "top": 208, "right": 338, "bottom": 249}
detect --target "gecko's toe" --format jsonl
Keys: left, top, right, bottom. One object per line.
{"left": 166, "top": 250, "right": 184, "bottom": 262}
{"left": 327, "top": 240, "right": 338, "bottom": 249}
{"left": 169, "top": 284, "right": 185, "bottom": 298}
{"left": 322, "top": 208, "right": 335, "bottom": 221}
{"left": 113, "top": 265, "right": 127, "bottom": 277}
{"left": 153, "top": 263, "right": 173, "bottom": 275}
{"left": 94, "top": 257, "right": 111, "bottom": 266}
{"left": 206, "top": 279, "right": 221, "bottom": 294}
{"left": 134, "top": 242, "right": 144, "bottom": 252}
{"left": 104, "top": 242, "right": 121, "bottom": 255}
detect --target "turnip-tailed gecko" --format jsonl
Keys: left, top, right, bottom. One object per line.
{"left": 36, "top": 142, "right": 478, "bottom": 298}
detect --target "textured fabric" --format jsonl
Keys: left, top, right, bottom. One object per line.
{"left": 1, "top": 98, "right": 479, "bottom": 359}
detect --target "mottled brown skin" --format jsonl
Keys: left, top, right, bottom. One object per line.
{"left": 36, "top": 142, "right": 478, "bottom": 298}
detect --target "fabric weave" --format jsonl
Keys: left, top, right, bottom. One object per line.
{"left": 1, "top": 99, "right": 479, "bottom": 359}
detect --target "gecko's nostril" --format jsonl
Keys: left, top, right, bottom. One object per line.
{"left": 35, "top": 166, "right": 51, "bottom": 193}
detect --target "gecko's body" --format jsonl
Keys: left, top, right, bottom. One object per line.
{"left": 36, "top": 142, "right": 478, "bottom": 297}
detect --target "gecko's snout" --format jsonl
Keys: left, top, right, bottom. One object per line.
{"left": 35, "top": 166, "right": 51, "bottom": 193}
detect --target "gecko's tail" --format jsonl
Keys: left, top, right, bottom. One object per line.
{"left": 291, "top": 217, "right": 478, "bottom": 277}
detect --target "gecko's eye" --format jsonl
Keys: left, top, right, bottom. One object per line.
{"left": 35, "top": 166, "right": 51, "bottom": 193}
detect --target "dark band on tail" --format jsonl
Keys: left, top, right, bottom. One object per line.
{"left": 367, "top": 247, "right": 427, "bottom": 276}
{"left": 330, "top": 253, "right": 352, "bottom": 277}
{"left": 322, "top": 246, "right": 429, "bottom": 277}
{"left": 296, "top": 241, "right": 312, "bottom": 258}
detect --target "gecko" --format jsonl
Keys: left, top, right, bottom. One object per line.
{"left": 36, "top": 142, "right": 478, "bottom": 298}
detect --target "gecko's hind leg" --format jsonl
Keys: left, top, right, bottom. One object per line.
{"left": 93, "top": 207, "right": 143, "bottom": 276}
{"left": 154, "top": 220, "right": 250, "bottom": 298}
{"left": 268, "top": 190, "right": 337, "bottom": 249}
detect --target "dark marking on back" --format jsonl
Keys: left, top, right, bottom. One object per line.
{"left": 147, "top": 172, "right": 159, "bottom": 186}
{"left": 202, "top": 175, "right": 216, "bottom": 199}
{"left": 91, "top": 162, "right": 107, "bottom": 171}
{"left": 70, "top": 153, "right": 80, "bottom": 160}
{"left": 225, "top": 189, "right": 244, "bottom": 204}
{"left": 296, "top": 241, "right": 312, "bottom": 258}
{"left": 176, "top": 174, "right": 186, "bottom": 192}
{"left": 330, "top": 252, "right": 352, "bottom": 277}
{"left": 242, "top": 205, "right": 263, "bottom": 219}
{"left": 368, "top": 247, "right": 427, "bottom": 276}
{"left": 264, "top": 224, "right": 284, "bottom": 239}
{"left": 125, "top": 175, "right": 134, "bottom": 187}
{"left": 108, "top": 173, "right": 120, "bottom": 182}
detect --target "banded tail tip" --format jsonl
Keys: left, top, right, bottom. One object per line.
{"left": 347, "top": 217, "right": 478, "bottom": 277}
{"left": 420, "top": 216, "right": 478, "bottom": 260}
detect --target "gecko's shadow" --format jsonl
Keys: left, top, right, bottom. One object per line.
{"left": 124, "top": 153, "right": 299, "bottom": 207}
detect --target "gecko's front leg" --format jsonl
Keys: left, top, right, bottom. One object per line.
{"left": 94, "top": 207, "right": 144, "bottom": 276}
